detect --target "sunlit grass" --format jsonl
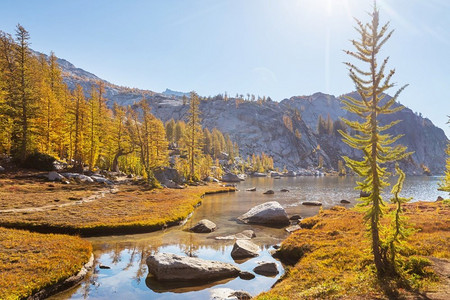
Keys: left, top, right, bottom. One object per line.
{"left": 0, "top": 182, "right": 234, "bottom": 235}
{"left": 0, "top": 227, "right": 92, "bottom": 300}
{"left": 257, "top": 201, "right": 450, "bottom": 299}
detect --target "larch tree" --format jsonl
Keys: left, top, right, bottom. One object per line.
{"left": 185, "top": 91, "right": 203, "bottom": 181}
{"left": 339, "top": 2, "right": 412, "bottom": 276}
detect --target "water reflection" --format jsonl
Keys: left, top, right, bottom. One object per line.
{"left": 50, "top": 176, "right": 446, "bottom": 300}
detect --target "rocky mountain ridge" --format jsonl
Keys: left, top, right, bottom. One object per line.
{"left": 41, "top": 50, "right": 448, "bottom": 175}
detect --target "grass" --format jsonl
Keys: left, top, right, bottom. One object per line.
{"left": 0, "top": 179, "right": 235, "bottom": 236}
{"left": 0, "top": 227, "right": 92, "bottom": 300}
{"left": 257, "top": 201, "right": 450, "bottom": 299}
{"left": 0, "top": 176, "right": 105, "bottom": 210}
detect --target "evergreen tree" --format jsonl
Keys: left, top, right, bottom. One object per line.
{"left": 340, "top": 3, "right": 412, "bottom": 276}
{"left": 185, "top": 91, "right": 203, "bottom": 181}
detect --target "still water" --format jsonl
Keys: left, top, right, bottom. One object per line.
{"left": 52, "top": 176, "right": 447, "bottom": 300}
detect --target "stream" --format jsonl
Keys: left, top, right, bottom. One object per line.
{"left": 50, "top": 176, "right": 447, "bottom": 300}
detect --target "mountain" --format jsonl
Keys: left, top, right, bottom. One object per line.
{"left": 48, "top": 52, "right": 448, "bottom": 175}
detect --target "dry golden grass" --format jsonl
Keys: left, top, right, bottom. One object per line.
{"left": 0, "top": 176, "right": 104, "bottom": 210}
{"left": 0, "top": 181, "right": 234, "bottom": 235}
{"left": 257, "top": 201, "right": 450, "bottom": 300}
{"left": 0, "top": 227, "right": 92, "bottom": 300}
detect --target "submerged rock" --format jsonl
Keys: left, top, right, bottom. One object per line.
{"left": 231, "top": 240, "right": 260, "bottom": 259}
{"left": 210, "top": 288, "right": 252, "bottom": 300}
{"left": 302, "top": 201, "right": 322, "bottom": 206}
{"left": 215, "top": 230, "right": 256, "bottom": 240}
{"left": 237, "top": 201, "right": 289, "bottom": 226}
{"left": 189, "top": 219, "right": 217, "bottom": 233}
{"left": 253, "top": 261, "right": 279, "bottom": 276}
{"left": 146, "top": 253, "right": 240, "bottom": 281}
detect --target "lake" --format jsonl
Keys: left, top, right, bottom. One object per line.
{"left": 51, "top": 176, "right": 447, "bottom": 300}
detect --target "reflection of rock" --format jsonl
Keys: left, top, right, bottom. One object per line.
{"left": 189, "top": 219, "right": 217, "bottom": 233}
{"left": 237, "top": 201, "right": 289, "bottom": 226}
{"left": 238, "top": 271, "right": 255, "bottom": 280}
{"left": 210, "top": 288, "right": 252, "bottom": 300}
{"left": 215, "top": 230, "right": 256, "bottom": 240}
{"left": 146, "top": 253, "right": 240, "bottom": 281}
{"left": 231, "top": 240, "right": 260, "bottom": 259}
{"left": 302, "top": 201, "right": 322, "bottom": 206}
{"left": 253, "top": 261, "right": 279, "bottom": 276}
{"left": 146, "top": 276, "right": 235, "bottom": 294}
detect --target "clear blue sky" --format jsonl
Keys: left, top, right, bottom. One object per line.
{"left": 1, "top": 0, "right": 449, "bottom": 136}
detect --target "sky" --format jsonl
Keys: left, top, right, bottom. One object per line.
{"left": 0, "top": 0, "right": 449, "bottom": 136}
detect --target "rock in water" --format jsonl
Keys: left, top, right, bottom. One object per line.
{"left": 189, "top": 219, "right": 217, "bottom": 233}
{"left": 231, "top": 240, "right": 260, "bottom": 259}
{"left": 210, "top": 288, "right": 252, "bottom": 300}
{"left": 222, "top": 173, "right": 241, "bottom": 182}
{"left": 285, "top": 225, "right": 301, "bottom": 233}
{"left": 146, "top": 253, "right": 240, "bottom": 281}
{"left": 237, "top": 201, "right": 289, "bottom": 226}
{"left": 246, "top": 187, "right": 256, "bottom": 192}
{"left": 302, "top": 201, "right": 322, "bottom": 206}
{"left": 253, "top": 261, "right": 279, "bottom": 276}
{"left": 263, "top": 190, "right": 274, "bottom": 194}
{"left": 340, "top": 199, "right": 351, "bottom": 204}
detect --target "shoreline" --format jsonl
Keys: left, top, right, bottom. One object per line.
{"left": 29, "top": 254, "right": 94, "bottom": 300}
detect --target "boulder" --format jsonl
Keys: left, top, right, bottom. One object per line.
{"left": 222, "top": 173, "right": 241, "bottom": 182}
{"left": 285, "top": 170, "right": 296, "bottom": 177}
{"left": 436, "top": 196, "right": 444, "bottom": 202}
{"left": 77, "top": 174, "right": 94, "bottom": 183}
{"left": 146, "top": 253, "right": 240, "bottom": 281}
{"left": 252, "top": 172, "right": 267, "bottom": 177}
{"left": 246, "top": 187, "right": 256, "bottom": 192}
{"left": 263, "top": 190, "right": 274, "bottom": 195}
{"left": 231, "top": 240, "right": 260, "bottom": 259}
{"left": 340, "top": 199, "right": 351, "bottom": 204}
{"left": 270, "top": 172, "right": 283, "bottom": 177}
{"left": 237, "top": 201, "right": 289, "bottom": 226}
{"left": 164, "top": 180, "right": 184, "bottom": 189}
{"left": 91, "top": 175, "right": 113, "bottom": 184}
{"left": 189, "top": 219, "right": 217, "bottom": 233}
{"left": 360, "top": 191, "right": 371, "bottom": 197}
{"left": 48, "top": 171, "right": 65, "bottom": 181}
{"left": 302, "top": 201, "right": 322, "bottom": 206}
{"left": 285, "top": 225, "right": 301, "bottom": 233}
{"left": 154, "top": 167, "right": 183, "bottom": 184}
{"left": 289, "top": 215, "right": 301, "bottom": 221}
{"left": 253, "top": 261, "right": 279, "bottom": 276}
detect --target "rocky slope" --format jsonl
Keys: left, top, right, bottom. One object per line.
{"left": 45, "top": 51, "right": 448, "bottom": 175}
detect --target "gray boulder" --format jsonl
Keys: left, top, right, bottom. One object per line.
{"left": 48, "top": 171, "right": 65, "bottom": 181}
{"left": 253, "top": 261, "right": 279, "bottom": 276}
{"left": 189, "top": 219, "right": 217, "bottom": 233}
{"left": 222, "top": 173, "right": 241, "bottom": 182}
{"left": 237, "top": 201, "right": 289, "bottom": 226}
{"left": 231, "top": 240, "right": 260, "bottom": 259}
{"left": 285, "top": 170, "right": 296, "bottom": 177}
{"left": 146, "top": 253, "right": 240, "bottom": 281}
{"left": 252, "top": 172, "right": 267, "bottom": 177}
